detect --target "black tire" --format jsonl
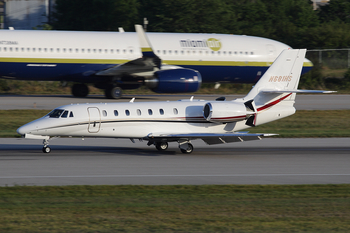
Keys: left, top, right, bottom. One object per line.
{"left": 180, "top": 143, "right": 193, "bottom": 154}
{"left": 155, "top": 142, "right": 168, "bottom": 151}
{"left": 72, "top": 83, "right": 89, "bottom": 97}
{"left": 105, "top": 86, "right": 122, "bottom": 99}
{"left": 42, "top": 146, "right": 51, "bottom": 153}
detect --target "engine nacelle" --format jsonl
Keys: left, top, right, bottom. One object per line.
{"left": 145, "top": 68, "right": 202, "bottom": 93}
{"left": 203, "top": 102, "right": 248, "bottom": 123}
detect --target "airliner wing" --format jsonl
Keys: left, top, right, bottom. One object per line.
{"left": 146, "top": 132, "right": 277, "bottom": 145}
{"left": 96, "top": 25, "right": 161, "bottom": 76}
{"left": 96, "top": 56, "right": 160, "bottom": 76}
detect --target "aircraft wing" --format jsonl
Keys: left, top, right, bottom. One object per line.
{"left": 96, "top": 56, "right": 160, "bottom": 76}
{"left": 96, "top": 25, "right": 161, "bottom": 76}
{"left": 146, "top": 132, "right": 277, "bottom": 145}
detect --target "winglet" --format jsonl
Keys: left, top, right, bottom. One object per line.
{"left": 135, "top": 24, "right": 157, "bottom": 58}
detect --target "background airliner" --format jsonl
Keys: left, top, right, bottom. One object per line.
{"left": 0, "top": 25, "right": 313, "bottom": 99}
{"left": 17, "top": 49, "right": 331, "bottom": 154}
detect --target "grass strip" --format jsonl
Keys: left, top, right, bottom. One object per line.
{"left": 0, "top": 184, "right": 349, "bottom": 232}
{"left": 1, "top": 109, "right": 350, "bottom": 138}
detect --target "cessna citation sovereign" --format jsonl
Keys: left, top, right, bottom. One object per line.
{"left": 0, "top": 25, "right": 313, "bottom": 99}
{"left": 17, "top": 49, "right": 333, "bottom": 154}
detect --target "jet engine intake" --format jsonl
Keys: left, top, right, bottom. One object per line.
{"left": 203, "top": 102, "right": 248, "bottom": 123}
{"left": 145, "top": 68, "right": 202, "bottom": 93}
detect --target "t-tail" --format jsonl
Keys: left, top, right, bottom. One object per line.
{"left": 241, "top": 49, "right": 335, "bottom": 127}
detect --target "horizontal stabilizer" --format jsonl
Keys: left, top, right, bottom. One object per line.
{"left": 261, "top": 89, "right": 336, "bottom": 94}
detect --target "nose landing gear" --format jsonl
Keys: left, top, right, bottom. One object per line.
{"left": 42, "top": 138, "right": 51, "bottom": 153}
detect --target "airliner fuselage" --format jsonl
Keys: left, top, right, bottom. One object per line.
{"left": 0, "top": 29, "right": 313, "bottom": 98}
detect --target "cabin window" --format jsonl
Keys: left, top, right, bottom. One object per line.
{"left": 105, "top": 49, "right": 108, "bottom": 53}
{"left": 15, "top": 47, "right": 19, "bottom": 52}
{"left": 21, "top": 48, "right": 24, "bottom": 52}
{"left": 48, "top": 109, "right": 64, "bottom": 118}
{"left": 102, "top": 110, "right": 107, "bottom": 117}
{"left": 137, "top": 109, "right": 141, "bottom": 116}
{"left": 114, "top": 110, "right": 119, "bottom": 116}
{"left": 110, "top": 49, "right": 114, "bottom": 53}
{"left": 61, "top": 111, "right": 69, "bottom": 118}
{"left": 123, "top": 49, "right": 126, "bottom": 54}
{"left": 116, "top": 49, "right": 120, "bottom": 54}
{"left": 9, "top": 47, "right": 13, "bottom": 52}
{"left": 173, "top": 108, "right": 178, "bottom": 115}
{"left": 148, "top": 109, "right": 153, "bottom": 115}
{"left": 130, "top": 49, "right": 133, "bottom": 54}
{"left": 251, "top": 51, "right": 254, "bottom": 55}
{"left": 82, "top": 49, "right": 85, "bottom": 53}
{"left": 159, "top": 109, "right": 164, "bottom": 115}
{"left": 125, "top": 110, "right": 130, "bottom": 116}
{"left": 69, "top": 112, "right": 74, "bottom": 117}
{"left": 44, "top": 48, "right": 47, "bottom": 52}
{"left": 87, "top": 49, "right": 91, "bottom": 53}
{"left": 168, "top": 50, "right": 172, "bottom": 55}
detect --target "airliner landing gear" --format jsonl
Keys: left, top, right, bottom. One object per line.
{"left": 179, "top": 142, "right": 194, "bottom": 154}
{"left": 105, "top": 86, "right": 123, "bottom": 99}
{"left": 42, "top": 138, "right": 51, "bottom": 153}
{"left": 72, "top": 83, "right": 89, "bottom": 98}
{"left": 155, "top": 142, "right": 168, "bottom": 151}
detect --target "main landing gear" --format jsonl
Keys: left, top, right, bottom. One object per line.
{"left": 72, "top": 83, "right": 89, "bottom": 98}
{"left": 71, "top": 83, "right": 124, "bottom": 99}
{"left": 151, "top": 141, "right": 194, "bottom": 154}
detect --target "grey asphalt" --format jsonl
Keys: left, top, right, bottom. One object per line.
{"left": 0, "top": 138, "right": 349, "bottom": 186}
{"left": 1, "top": 94, "right": 349, "bottom": 110}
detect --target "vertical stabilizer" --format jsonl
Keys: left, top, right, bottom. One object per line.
{"left": 243, "top": 49, "right": 306, "bottom": 104}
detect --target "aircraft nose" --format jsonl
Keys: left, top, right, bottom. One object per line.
{"left": 17, "top": 124, "right": 32, "bottom": 136}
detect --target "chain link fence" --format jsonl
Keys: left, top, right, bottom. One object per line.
{"left": 307, "top": 49, "right": 350, "bottom": 70}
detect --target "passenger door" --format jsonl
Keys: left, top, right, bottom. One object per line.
{"left": 87, "top": 107, "right": 101, "bottom": 133}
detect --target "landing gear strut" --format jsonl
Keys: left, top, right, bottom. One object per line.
{"left": 42, "top": 138, "right": 51, "bottom": 153}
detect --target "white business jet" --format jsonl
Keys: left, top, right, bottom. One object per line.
{"left": 0, "top": 25, "right": 313, "bottom": 99}
{"left": 17, "top": 48, "right": 333, "bottom": 154}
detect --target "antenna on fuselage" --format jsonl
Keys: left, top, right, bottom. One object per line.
{"left": 130, "top": 98, "right": 135, "bottom": 103}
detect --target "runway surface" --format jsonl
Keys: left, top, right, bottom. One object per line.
{"left": 1, "top": 94, "right": 350, "bottom": 110}
{"left": 1, "top": 138, "right": 349, "bottom": 186}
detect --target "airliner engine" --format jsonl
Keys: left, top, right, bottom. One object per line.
{"left": 145, "top": 68, "right": 202, "bottom": 93}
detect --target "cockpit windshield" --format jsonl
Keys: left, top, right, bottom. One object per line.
{"left": 48, "top": 109, "right": 65, "bottom": 118}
